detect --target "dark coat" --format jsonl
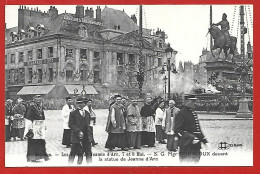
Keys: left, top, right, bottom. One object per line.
{"left": 174, "top": 106, "right": 207, "bottom": 150}
{"left": 69, "top": 108, "right": 93, "bottom": 144}
{"left": 26, "top": 104, "right": 45, "bottom": 121}
{"left": 105, "top": 103, "right": 126, "bottom": 133}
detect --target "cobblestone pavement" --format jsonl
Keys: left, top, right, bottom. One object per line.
{"left": 5, "top": 110, "right": 253, "bottom": 167}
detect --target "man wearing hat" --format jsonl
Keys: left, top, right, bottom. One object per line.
{"left": 140, "top": 96, "right": 156, "bottom": 147}
{"left": 174, "top": 95, "right": 208, "bottom": 163}
{"left": 61, "top": 96, "right": 75, "bottom": 148}
{"left": 126, "top": 98, "right": 142, "bottom": 149}
{"left": 5, "top": 99, "right": 13, "bottom": 142}
{"left": 84, "top": 99, "right": 98, "bottom": 146}
{"left": 11, "top": 98, "right": 26, "bottom": 140}
{"left": 26, "top": 95, "right": 49, "bottom": 162}
{"left": 68, "top": 97, "right": 93, "bottom": 165}
{"left": 105, "top": 94, "right": 128, "bottom": 151}
{"left": 163, "top": 100, "right": 180, "bottom": 151}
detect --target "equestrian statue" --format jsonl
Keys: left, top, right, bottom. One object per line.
{"left": 209, "top": 13, "right": 237, "bottom": 61}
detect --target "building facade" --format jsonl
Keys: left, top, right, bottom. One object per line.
{"left": 5, "top": 5, "right": 177, "bottom": 100}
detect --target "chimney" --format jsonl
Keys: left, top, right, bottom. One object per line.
{"left": 75, "top": 5, "right": 84, "bottom": 18}
{"left": 85, "top": 7, "right": 91, "bottom": 17}
{"left": 96, "top": 6, "right": 101, "bottom": 22}
{"left": 131, "top": 14, "right": 137, "bottom": 24}
{"left": 90, "top": 8, "right": 94, "bottom": 18}
{"left": 49, "top": 6, "right": 58, "bottom": 19}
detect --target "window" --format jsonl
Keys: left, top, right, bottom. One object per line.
{"left": 79, "top": 26, "right": 88, "bottom": 37}
{"left": 19, "top": 52, "right": 24, "bottom": 62}
{"left": 80, "top": 70, "right": 88, "bottom": 81}
{"left": 158, "top": 58, "right": 162, "bottom": 66}
{"left": 80, "top": 64, "right": 88, "bottom": 81}
{"left": 11, "top": 54, "right": 15, "bottom": 63}
{"left": 10, "top": 69, "right": 15, "bottom": 84}
{"left": 158, "top": 41, "right": 163, "bottom": 49}
{"left": 129, "top": 54, "right": 135, "bottom": 65}
{"left": 5, "top": 55, "right": 7, "bottom": 64}
{"left": 66, "top": 48, "right": 73, "bottom": 58}
{"left": 49, "top": 68, "right": 53, "bottom": 82}
{"left": 48, "top": 47, "right": 53, "bottom": 58}
{"left": 66, "top": 70, "right": 73, "bottom": 82}
{"left": 94, "top": 71, "right": 100, "bottom": 83}
{"left": 80, "top": 49, "right": 87, "bottom": 60}
{"left": 37, "top": 49, "right": 42, "bottom": 59}
{"left": 66, "top": 63, "right": 74, "bottom": 82}
{"left": 117, "top": 53, "right": 124, "bottom": 65}
{"left": 28, "top": 68, "right": 32, "bottom": 83}
{"left": 150, "top": 56, "right": 154, "bottom": 67}
{"left": 94, "top": 52, "right": 100, "bottom": 64}
{"left": 28, "top": 50, "right": 33, "bottom": 61}
{"left": 94, "top": 52, "right": 100, "bottom": 59}
{"left": 38, "top": 69, "right": 43, "bottom": 83}
{"left": 19, "top": 68, "right": 25, "bottom": 83}
{"left": 5, "top": 70, "right": 10, "bottom": 85}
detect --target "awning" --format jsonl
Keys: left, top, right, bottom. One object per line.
{"left": 64, "top": 85, "right": 98, "bottom": 95}
{"left": 17, "top": 85, "right": 55, "bottom": 95}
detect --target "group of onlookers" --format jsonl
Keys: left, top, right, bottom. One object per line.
{"left": 5, "top": 98, "right": 30, "bottom": 142}
{"left": 104, "top": 95, "right": 180, "bottom": 152}
{"left": 105, "top": 94, "right": 209, "bottom": 163}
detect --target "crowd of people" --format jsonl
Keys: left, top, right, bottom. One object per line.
{"left": 104, "top": 94, "right": 208, "bottom": 163}
{"left": 5, "top": 98, "right": 29, "bottom": 142}
{"left": 5, "top": 93, "right": 209, "bottom": 165}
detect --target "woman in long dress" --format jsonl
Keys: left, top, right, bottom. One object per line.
{"left": 26, "top": 95, "right": 49, "bottom": 162}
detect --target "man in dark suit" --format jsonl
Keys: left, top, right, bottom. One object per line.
{"left": 174, "top": 95, "right": 208, "bottom": 163}
{"left": 68, "top": 97, "right": 93, "bottom": 165}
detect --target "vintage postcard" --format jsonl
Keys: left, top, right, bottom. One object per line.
{"left": 4, "top": 4, "right": 253, "bottom": 168}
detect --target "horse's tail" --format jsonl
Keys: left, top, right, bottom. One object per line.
{"left": 230, "top": 36, "right": 237, "bottom": 55}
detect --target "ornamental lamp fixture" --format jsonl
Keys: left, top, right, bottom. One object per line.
{"left": 165, "top": 43, "right": 173, "bottom": 60}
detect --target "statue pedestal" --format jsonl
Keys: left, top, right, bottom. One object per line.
{"left": 236, "top": 97, "right": 252, "bottom": 118}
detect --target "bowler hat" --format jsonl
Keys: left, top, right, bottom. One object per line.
{"left": 76, "top": 97, "right": 84, "bottom": 104}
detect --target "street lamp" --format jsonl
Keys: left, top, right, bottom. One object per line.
{"left": 164, "top": 43, "right": 177, "bottom": 100}
{"left": 163, "top": 76, "right": 168, "bottom": 100}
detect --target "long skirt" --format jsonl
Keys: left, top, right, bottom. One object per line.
{"left": 127, "top": 132, "right": 141, "bottom": 148}
{"left": 105, "top": 133, "right": 127, "bottom": 149}
{"left": 11, "top": 128, "right": 25, "bottom": 139}
{"left": 5, "top": 125, "right": 11, "bottom": 142}
{"left": 141, "top": 131, "right": 155, "bottom": 146}
{"left": 155, "top": 125, "right": 165, "bottom": 141}
{"left": 167, "top": 134, "right": 178, "bottom": 151}
{"left": 62, "top": 129, "right": 71, "bottom": 146}
{"left": 27, "top": 139, "right": 49, "bottom": 162}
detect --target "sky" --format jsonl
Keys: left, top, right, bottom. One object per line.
{"left": 5, "top": 5, "right": 253, "bottom": 65}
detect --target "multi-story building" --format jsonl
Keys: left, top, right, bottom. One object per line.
{"left": 5, "top": 5, "right": 176, "bottom": 100}
{"left": 193, "top": 48, "right": 212, "bottom": 87}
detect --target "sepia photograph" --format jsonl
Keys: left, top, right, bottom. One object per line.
{"left": 5, "top": 4, "right": 253, "bottom": 167}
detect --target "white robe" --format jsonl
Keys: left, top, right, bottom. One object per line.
{"left": 61, "top": 104, "right": 75, "bottom": 129}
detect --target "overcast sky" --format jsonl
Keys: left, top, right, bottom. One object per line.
{"left": 5, "top": 5, "right": 253, "bottom": 64}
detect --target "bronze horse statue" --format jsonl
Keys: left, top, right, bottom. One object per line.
{"left": 208, "top": 26, "right": 237, "bottom": 61}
